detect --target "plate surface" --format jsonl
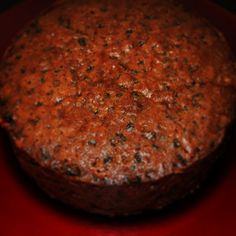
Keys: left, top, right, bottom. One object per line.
{"left": 0, "top": 1, "right": 236, "bottom": 235}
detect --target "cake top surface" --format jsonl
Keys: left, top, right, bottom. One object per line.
{"left": 0, "top": 0, "right": 235, "bottom": 185}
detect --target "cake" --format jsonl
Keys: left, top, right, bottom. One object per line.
{"left": 0, "top": 0, "right": 235, "bottom": 216}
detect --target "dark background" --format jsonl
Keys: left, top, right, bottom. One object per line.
{"left": 0, "top": 0, "right": 235, "bottom": 13}
{"left": 213, "top": 0, "right": 236, "bottom": 12}
{"left": 0, "top": 0, "right": 21, "bottom": 12}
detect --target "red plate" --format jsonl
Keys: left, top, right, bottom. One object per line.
{"left": 0, "top": 1, "right": 236, "bottom": 235}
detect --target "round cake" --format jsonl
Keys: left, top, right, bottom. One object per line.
{"left": 0, "top": 0, "right": 235, "bottom": 216}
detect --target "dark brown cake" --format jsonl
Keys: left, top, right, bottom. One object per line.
{"left": 0, "top": 0, "right": 235, "bottom": 216}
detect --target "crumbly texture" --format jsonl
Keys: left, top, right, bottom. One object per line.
{"left": 0, "top": 0, "right": 235, "bottom": 216}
